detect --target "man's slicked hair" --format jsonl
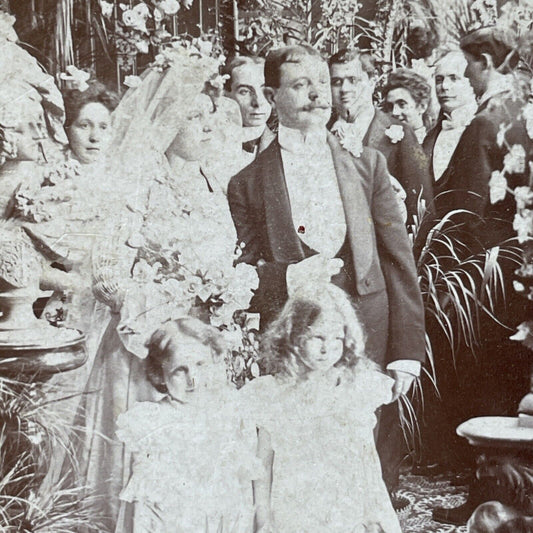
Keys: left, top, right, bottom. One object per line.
{"left": 328, "top": 48, "right": 376, "bottom": 77}
{"left": 264, "top": 45, "right": 324, "bottom": 88}
{"left": 221, "top": 55, "right": 265, "bottom": 92}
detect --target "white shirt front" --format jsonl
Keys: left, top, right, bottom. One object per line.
{"left": 278, "top": 124, "right": 347, "bottom": 258}
{"left": 432, "top": 103, "right": 478, "bottom": 181}
{"left": 279, "top": 124, "right": 420, "bottom": 377}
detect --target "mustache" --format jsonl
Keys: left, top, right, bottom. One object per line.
{"left": 301, "top": 103, "right": 331, "bottom": 111}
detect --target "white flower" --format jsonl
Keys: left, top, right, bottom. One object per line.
{"left": 181, "top": 0, "right": 194, "bottom": 9}
{"left": 158, "top": 0, "right": 180, "bottom": 15}
{"left": 335, "top": 125, "right": 363, "bottom": 158}
{"left": 385, "top": 125, "right": 404, "bottom": 144}
{"left": 503, "top": 144, "right": 526, "bottom": 174}
{"left": 124, "top": 75, "right": 142, "bottom": 88}
{"left": 510, "top": 322, "right": 532, "bottom": 342}
{"left": 496, "top": 122, "right": 511, "bottom": 148}
{"left": 488, "top": 170, "right": 508, "bottom": 204}
{"left": 60, "top": 65, "right": 90, "bottom": 92}
{"left": 99, "top": 0, "right": 114, "bottom": 18}
{"left": 135, "top": 38, "right": 150, "bottom": 54}
{"left": 193, "top": 38, "right": 213, "bottom": 56}
{"left": 513, "top": 210, "right": 533, "bottom": 243}
{"left": 513, "top": 280, "right": 525, "bottom": 293}
{"left": 523, "top": 102, "right": 533, "bottom": 140}
{"left": 514, "top": 186, "right": 533, "bottom": 210}
{"left": 122, "top": 3, "right": 150, "bottom": 33}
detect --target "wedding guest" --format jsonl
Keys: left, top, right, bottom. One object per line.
{"left": 247, "top": 284, "right": 401, "bottom": 532}
{"left": 423, "top": 50, "right": 477, "bottom": 188}
{"left": 328, "top": 48, "right": 433, "bottom": 224}
{"left": 115, "top": 318, "right": 258, "bottom": 532}
{"left": 63, "top": 80, "right": 117, "bottom": 165}
{"left": 228, "top": 44, "right": 426, "bottom": 493}
{"left": 223, "top": 56, "right": 274, "bottom": 167}
{"left": 430, "top": 27, "right": 533, "bottom": 526}
{"left": 383, "top": 68, "right": 432, "bottom": 143}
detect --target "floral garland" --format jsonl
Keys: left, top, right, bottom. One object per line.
{"left": 488, "top": 80, "right": 533, "bottom": 349}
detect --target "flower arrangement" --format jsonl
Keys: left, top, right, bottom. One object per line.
{"left": 96, "top": 0, "right": 223, "bottom": 73}
{"left": 11, "top": 158, "right": 82, "bottom": 224}
{"left": 487, "top": 83, "right": 533, "bottom": 350}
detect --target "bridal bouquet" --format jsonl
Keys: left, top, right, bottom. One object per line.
{"left": 116, "top": 174, "right": 259, "bottom": 360}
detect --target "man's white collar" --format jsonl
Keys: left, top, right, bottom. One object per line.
{"left": 278, "top": 124, "right": 328, "bottom": 153}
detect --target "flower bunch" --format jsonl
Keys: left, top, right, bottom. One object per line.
{"left": 488, "top": 84, "right": 533, "bottom": 349}
{"left": 12, "top": 158, "right": 82, "bottom": 223}
{"left": 127, "top": 177, "right": 259, "bottom": 333}
{"left": 99, "top": 0, "right": 199, "bottom": 72}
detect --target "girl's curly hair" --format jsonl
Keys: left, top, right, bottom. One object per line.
{"left": 63, "top": 81, "right": 119, "bottom": 128}
{"left": 259, "top": 283, "right": 372, "bottom": 378}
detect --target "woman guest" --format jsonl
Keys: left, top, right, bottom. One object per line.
{"left": 11, "top": 78, "right": 120, "bottom": 371}
{"left": 383, "top": 68, "right": 432, "bottom": 143}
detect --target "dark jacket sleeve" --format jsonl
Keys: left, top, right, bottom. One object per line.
{"left": 369, "top": 150, "right": 426, "bottom": 364}
{"left": 227, "top": 169, "right": 289, "bottom": 325}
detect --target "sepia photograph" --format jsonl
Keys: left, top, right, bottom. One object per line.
{"left": 0, "top": 0, "right": 532, "bottom": 531}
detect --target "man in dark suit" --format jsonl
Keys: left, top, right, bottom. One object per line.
{"left": 228, "top": 45, "right": 426, "bottom": 492}
{"left": 328, "top": 48, "right": 433, "bottom": 225}
{"left": 429, "top": 28, "right": 532, "bottom": 525}
{"left": 222, "top": 56, "right": 275, "bottom": 167}
{"left": 422, "top": 50, "right": 477, "bottom": 190}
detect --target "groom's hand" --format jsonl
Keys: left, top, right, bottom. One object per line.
{"left": 286, "top": 255, "right": 344, "bottom": 295}
{"left": 390, "top": 370, "right": 416, "bottom": 402}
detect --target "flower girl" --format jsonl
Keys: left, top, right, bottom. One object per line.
{"left": 246, "top": 284, "right": 402, "bottom": 533}
{"left": 115, "top": 317, "right": 261, "bottom": 533}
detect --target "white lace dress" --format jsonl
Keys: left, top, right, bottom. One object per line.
{"left": 115, "top": 392, "right": 261, "bottom": 533}
{"left": 243, "top": 367, "right": 402, "bottom": 533}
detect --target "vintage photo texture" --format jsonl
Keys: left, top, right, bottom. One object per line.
{"left": 0, "top": 0, "right": 532, "bottom": 532}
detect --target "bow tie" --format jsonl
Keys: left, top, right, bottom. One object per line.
{"left": 242, "top": 137, "right": 260, "bottom": 154}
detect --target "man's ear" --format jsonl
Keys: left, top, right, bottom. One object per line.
{"left": 264, "top": 87, "right": 277, "bottom": 109}
{"left": 480, "top": 52, "right": 494, "bottom": 71}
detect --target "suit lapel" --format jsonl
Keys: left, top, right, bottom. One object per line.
{"left": 364, "top": 110, "right": 393, "bottom": 160}
{"left": 261, "top": 141, "right": 306, "bottom": 263}
{"left": 258, "top": 126, "right": 275, "bottom": 153}
{"left": 423, "top": 120, "right": 442, "bottom": 183}
{"left": 327, "top": 133, "right": 374, "bottom": 280}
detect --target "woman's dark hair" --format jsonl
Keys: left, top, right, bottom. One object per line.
{"left": 63, "top": 80, "right": 119, "bottom": 128}
{"left": 145, "top": 317, "right": 227, "bottom": 394}
{"left": 382, "top": 68, "right": 431, "bottom": 107}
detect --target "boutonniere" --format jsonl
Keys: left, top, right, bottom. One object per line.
{"left": 385, "top": 125, "right": 404, "bottom": 144}
{"left": 332, "top": 122, "right": 363, "bottom": 158}
{"left": 339, "top": 130, "right": 363, "bottom": 158}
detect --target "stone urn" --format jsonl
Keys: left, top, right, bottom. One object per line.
{"left": 0, "top": 226, "right": 86, "bottom": 378}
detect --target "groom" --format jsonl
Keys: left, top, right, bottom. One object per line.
{"left": 228, "top": 45, "right": 425, "bottom": 491}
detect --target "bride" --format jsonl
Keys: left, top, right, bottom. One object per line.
{"left": 69, "top": 45, "right": 253, "bottom": 532}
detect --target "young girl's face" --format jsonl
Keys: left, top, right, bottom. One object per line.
{"left": 161, "top": 335, "right": 226, "bottom": 402}
{"left": 300, "top": 311, "right": 345, "bottom": 372}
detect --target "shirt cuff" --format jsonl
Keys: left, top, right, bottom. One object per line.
{"left": 386, "top": 359, "right": 421, "bottom": 377}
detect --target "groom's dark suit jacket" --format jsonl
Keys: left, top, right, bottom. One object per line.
{"left": 228, "top": 132, "right": 425, "bottom": 366}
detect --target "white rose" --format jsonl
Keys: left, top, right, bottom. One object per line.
{"left": 159, "top": 0, "right": 180, "bottom": 15}
{"left": 488, "top": 170, "right": 508, "bottom": 204}
{"left": 385, "top": 125, "right": 404, "bottom": 143}
{"left": 503, "top": 144, "right": 526, "bottom": 175}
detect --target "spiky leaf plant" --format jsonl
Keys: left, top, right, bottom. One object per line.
{"left": 0, "top": 375, "right": 103, "bottom": 532}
